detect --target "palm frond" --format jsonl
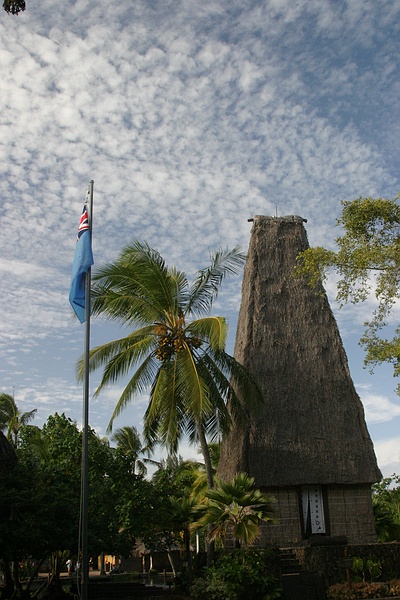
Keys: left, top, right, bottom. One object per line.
{"left": 169, "top": 266, "right": 190, "bottom": 315}
{"left": 206, "top": 349, "right": 264, "bottom": 417}
{"left": 92, "top": 241, "right": 184, "bottom": 325}
{"left": 0, "top": 393, "right": 17, "bottom": 430}
{"left": 194, "top": 473, "right": 276, "bottom": 546}
{"left": 143, "top": 362, "right": 188, "bottom": 452}
{"left": 184, "top": 348, "right": 262, "bottom": 446}
{"left": 185, "top": 316, "right": 228, "bottom": 350}
{"left": 77, "top": 326, "right": 157, "bottom": 383}
{"left": 176, "top": 344, "right": 213, "bottom": 420}
{"left": 107, "top": 354, "right": 160, "bottom": 432}
{"left": 187, "top": 246, "right": 246, "bottom": 315}
{"left": 111, "top": 425, "right": 142, "bottom": 452}
{"left": 17, "top": 409, "right": 37, "bottom": 428}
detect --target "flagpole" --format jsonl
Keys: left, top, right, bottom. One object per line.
{"left": 82, "top": 180, "right": 93, "bottom": 600}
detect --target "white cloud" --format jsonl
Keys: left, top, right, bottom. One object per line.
{"left": 360, "top": 389, "right": 400, "bottom": 424}
{"left": 0, "top": 0, "right": 399, "bottom": 457}
{"left": 374, "top": 437, "right": 400, "bottom": 479}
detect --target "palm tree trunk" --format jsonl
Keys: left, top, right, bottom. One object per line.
{"left": 183, "top": 525, "right": 193, "bottom": 579}
{"left": 100, "top": 552, "right": 105, "bottom": 576}
{"left": 167, "top": 552, "right": 176, "bottom": 578}
{"left": 196, "top": 420, "right": 214, "bottom": 490}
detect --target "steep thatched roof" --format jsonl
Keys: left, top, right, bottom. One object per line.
{"left": 0, "top": 430, "right": 17, "bottom": 475}
{"left": 218, "top": 215, "right": 381, "bottom": 487}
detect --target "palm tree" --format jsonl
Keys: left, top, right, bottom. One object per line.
{"left": 111, "top": 425, "right": 151, "bottom": 475}
{"left": 0, "top": 392, "right": 37, "bottom": 448}
{"left": 79, "top": 241, "right": 263, "bottom": 490}
{"left": 194, "top": 473, "right": 277, "bottom": 548}
{"left": 169, "top": 495, "right": 198, "bottom": 577}
{"left": 21, "top": 425, "right": 51, "bottom": 463}
{"left": 0, "top": 431, "right": 18, "bottom": 474}
{"left": 189, "top": 443, "right": 221, "bottom": 500}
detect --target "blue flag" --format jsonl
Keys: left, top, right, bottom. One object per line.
{"left": 69, "top": 205, "right": 94, "bottom": 323}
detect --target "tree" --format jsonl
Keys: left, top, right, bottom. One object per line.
{"left": 0, "top": 431, "right": 17, "bottom": 474}
{"left": 0, "top": 392, "right": 37, "bottom": 448}
{"left": 111, "top": 425, "right": 151, "bottom": 475}
{"left": 169, "top": 495, "right": 198, "bottom": 577}
{"left": 151, "top": 456, "right": 207, "bottom": 577}
{"left": 3, "top": 0, "right": 25, "bottom": 15}
{"left": 372, "top": 475, "right": 400, "bottom": 542}
{"left": 0, "top": 415, "right": 84, "bottom": 598}
{"left": 296, "top": 194, "right": 400, "bottom": 394}
{"left": 79, "top": 241, "right": 262, "bottom": 490}
{"left": 0, "top": 411, "right": 167, "bottom": 599}
{"left": 194, "top": 472, "right": 276, "bottom": 548}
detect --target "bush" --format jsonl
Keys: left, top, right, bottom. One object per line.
{"left": 327, "top": 580, "right": 400, "bottom": 599}
{"left": 388, "top": 579, "right": 400, "bottom": 596}
{"left": 189, "top": 549, "right": 282, "bottom": 600}
{"left": 190, "top": 575, "right": 237, "bottom": 600}
{"left": 351, "top": 556, "right": 383, "bottom": 583}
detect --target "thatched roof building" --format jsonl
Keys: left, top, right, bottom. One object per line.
{"left": 218, "top": 215, "right": 381, "bottom": 546}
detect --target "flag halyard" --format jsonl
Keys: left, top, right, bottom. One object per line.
{"left": 69, "top": 204, "right": 94, "bottom": 323}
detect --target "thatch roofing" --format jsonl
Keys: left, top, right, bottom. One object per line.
{"left": 218, "top": 215, "right": 381, "bottom": 487}
{"left": 0, "top": 430, "right": 17, "bottom": 475}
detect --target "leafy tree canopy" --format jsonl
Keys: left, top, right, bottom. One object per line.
{"left": 0, "top": 392, "right": 36, "bottom": 448}
{"left": 3, "top": 0, "right": 25, "bottom": 15}
{"left": 296, "top": 194, "right": 400, "bottom": 393}
{"left": 372, "top": 475, "right": 400, "bottom": 542}
{"left": 194, "top": 472, "right": 276, "bottom": 548}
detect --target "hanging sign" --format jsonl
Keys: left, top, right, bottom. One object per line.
{"left": 301, "top": 486, "right": 326, "bottom": 534}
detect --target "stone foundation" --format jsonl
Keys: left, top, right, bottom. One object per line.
{"left": 293, "top": 543, "right": 400, "bottom": 587}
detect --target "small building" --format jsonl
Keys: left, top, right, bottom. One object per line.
{"left": 218, "top": 215, "right": 381, "bottom": 547}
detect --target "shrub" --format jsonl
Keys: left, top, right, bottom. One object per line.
{"left": 327, "top": 581, "right": 400, "bottom": 599}
{"left": 189, "top": 549, "right": 282, "bottom": 600}
{"left": 389, "top": 579, "right": 400, "bottom": 595}
{"left": 351, "top": 556, "right": 383, "bottom": 583}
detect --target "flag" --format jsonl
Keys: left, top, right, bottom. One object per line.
{"left": 69, "top": 205, "right": 94, "bottom": 323}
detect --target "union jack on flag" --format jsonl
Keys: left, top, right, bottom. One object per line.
{"left": 77, "top": 206, "right": 90, "bottom": 239}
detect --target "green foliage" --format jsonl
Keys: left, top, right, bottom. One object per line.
{"left": 111, "top": 425, "right": 151, "bottom": 475}
{"left": 372, "top": 474, "right": 400, "bottom": 541}
{"left": 151, "top": 456, "right": 202, "bottom": 499}
{"left": 296, "top": 194, "right": 400, "bottom": 394}
{"left": 144, "top": 458, "right": 202, "bottom": 557}
{"left": 3, "top": 0, "right": 25, "bottom": 14}
{"left": 351, "top": 556, "right": 382, "bottom": 583}
{"left": 2, "top": 409, "right": 203, "bottom": 598}
{"left": 190, "top": 549, "right": 281, "bottom": 600}
{"left": 194, "top": 472, "right": 276, "bottom": 548}
{"left": 0, "top": 411, "right": 167, "bottom": 572}
{"left": 0, "top": 392, "right": 37, "bottom": 448}
{"left": 327, "top": 580, "right": 400, "bottom": 599}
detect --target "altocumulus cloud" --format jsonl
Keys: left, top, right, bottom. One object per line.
{"left": 0, "top": 0, "right": 399, "bottom": 458}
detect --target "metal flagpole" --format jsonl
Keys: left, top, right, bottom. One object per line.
{"left": 82, "top": 180, "right": 94, "bottom": 600}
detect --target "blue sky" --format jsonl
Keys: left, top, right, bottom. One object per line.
{"left": 1, "top": 0, "right": 399, "bottom": 477}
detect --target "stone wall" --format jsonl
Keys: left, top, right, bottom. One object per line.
{"left": 257, "top": 487, "right": 303, "bottom": 547}
{"left": 234, "top": 484, "right": 377, "bottom": 548}
{"left": 293, "top": 543, "right": 400, "bottom": 587}
{"left": 327, "top": 485, "right": 377, "bottom": 544}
